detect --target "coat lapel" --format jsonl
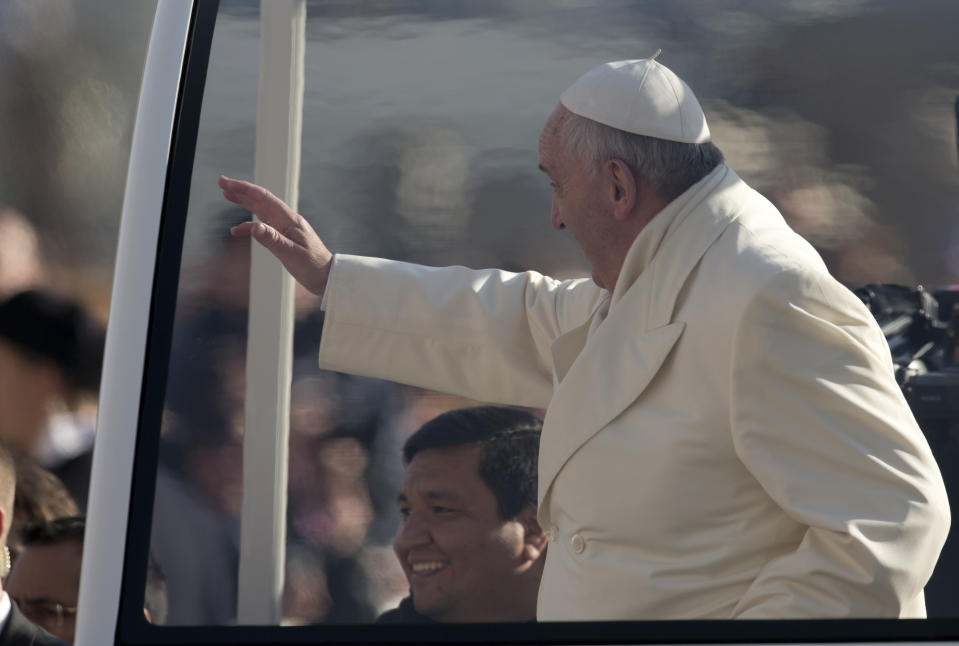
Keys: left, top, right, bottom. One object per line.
{"left": 2, "top": 601, "right": 66, "bottom": 645}
{"left": 538, "top": 314, "right": 685, "bottom": 505}
{"left": 537, "top": 167, "right": 749, "bottom": 508}
{"left": 550, "top": 309, "right": 597, "bottom": 386}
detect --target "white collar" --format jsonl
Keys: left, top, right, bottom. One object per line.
{"left": 0, "top": 590, "right": 13, "bottom": 635}
{"left": 610, "top": 165, "right": 728, "bottom": 309}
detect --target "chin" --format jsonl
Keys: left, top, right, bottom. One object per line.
{"left": 413, "top": 596, "right": 447, "bottom": 621}
{"left": 591, "top": 271, "right": 608, "bottom": 290}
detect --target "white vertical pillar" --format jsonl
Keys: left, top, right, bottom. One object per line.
{"left": 75, "top": 3, "right": 194, "bottom": 644}
{"left": 237, "top": 0, "right": 305, "bottom": 625}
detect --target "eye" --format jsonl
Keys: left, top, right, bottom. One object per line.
{"left": 432, "top": 505, "right": 455, "bottom": 515}
{"left": 38, "top": 606, "right": 61, "bottom": 622}
{"left": 398, "top": 506, "right": 410, "bottom": 518}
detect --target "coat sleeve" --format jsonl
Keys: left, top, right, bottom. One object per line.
{"left": 729, "top": 268, "right": 950, "bottom": 618}
{"left": 318, "top": 254, "right": 605, "bottom": 408}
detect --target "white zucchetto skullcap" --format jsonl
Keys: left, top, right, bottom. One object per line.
{"left": 559, "top": 53, "right": 711, "bottom": 144}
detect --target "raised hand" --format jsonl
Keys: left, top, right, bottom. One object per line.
{"left": 219, "top": 176, "right": 333, "bottom": 296}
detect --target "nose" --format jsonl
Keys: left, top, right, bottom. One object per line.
{"left": 550, "top": 200, "right": 564, "bottom": 230}
{"left": 394, "top": 512, "right": 432, "bottom": 555}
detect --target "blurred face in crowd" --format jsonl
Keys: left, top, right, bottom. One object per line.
{"left": 7, "top": 539, "right": 82, "bottom": 642}
{"left": 538, "top": 104, "right": 620, "bottom": 290}
{"left": 0, "top": 210, "right": 43, "bottom": 299}
{"left": 394, "top": 444, "right": 539, "bottom": 622}
{"left": 0, "top": 339, "right": 61, "bottom": 454}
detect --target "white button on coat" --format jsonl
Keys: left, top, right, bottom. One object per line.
{"left": 570, "top": 533, "right": 586, "bottom": 554}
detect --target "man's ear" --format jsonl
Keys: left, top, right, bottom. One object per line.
{"left": 604, "top": 159, "right": 638, "bottom": 221}
{"left": 519, "top": 506, "right": 547, "bottom": 558}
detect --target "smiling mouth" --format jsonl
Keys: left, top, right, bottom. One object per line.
{"left": 410, "top": 561, "right": 447, "bottom": 575}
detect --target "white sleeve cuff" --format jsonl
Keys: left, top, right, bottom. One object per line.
{"left": 319, "top": 255, "right": 338, "bottom": 311}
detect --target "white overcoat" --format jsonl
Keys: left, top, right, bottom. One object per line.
{"left": 318, "top": 165, "right": 950, "bottom": 619}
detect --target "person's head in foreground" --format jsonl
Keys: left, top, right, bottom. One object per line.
{"left": 9, "top": 458, "right": 79, "bottom": 563}
{"left": 389, "top": 406, "right": 545, "bottom": 623}
{"left": 6, "top": 516, "right": 84, "bottom": 643}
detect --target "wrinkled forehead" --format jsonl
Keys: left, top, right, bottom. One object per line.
{"left": 538, "top": 104, "right": 575, "bottom": 169}
{"left": 539, "top": 104, "right": 571, "bottom": 148}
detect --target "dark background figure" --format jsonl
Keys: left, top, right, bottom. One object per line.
{"left": 151, "top": 309, "right": 243, "bottom": 627}
{"left": 0, "top": 290, "right": 104, "bottom": 508}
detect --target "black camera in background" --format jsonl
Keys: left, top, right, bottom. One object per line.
{"left": 857, "top": 283, "right": 959, "bottom": 617}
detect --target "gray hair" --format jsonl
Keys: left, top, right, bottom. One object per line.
{"left": 560, "top": 113, "right": 724, "bottom": 201}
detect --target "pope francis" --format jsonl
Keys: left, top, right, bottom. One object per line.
{"left": 219, "top": 55, "right": 950, "bottom": 620}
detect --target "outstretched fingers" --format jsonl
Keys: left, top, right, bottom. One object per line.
{"left": 229, "top": 220, "right": 284, "bottom": 251}
{"left": 221, "top": 176, "right": 333, "bottom": 296}
{"left": 219, "top": 176, "right": 296, "bottom": 231}
{"left": 229, "top": 220, "right": 262, "bottom": 238}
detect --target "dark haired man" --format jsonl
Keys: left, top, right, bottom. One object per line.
{"left": 6, "top": 516, "right": 83, "bottom": 644}
{"left": 378, "top": 406, "right": 545, "bottom": 623}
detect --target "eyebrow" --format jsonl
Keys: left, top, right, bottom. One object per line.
{"left": 13, "top": 595, "right": 73, "bottom": 606}
{"left": 397, "top": 490, "right": 463, "bottom": 505}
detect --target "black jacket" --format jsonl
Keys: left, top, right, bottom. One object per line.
{"left": 0, "top": 602, "right": 69, "bottom": 646}
{"left": 375, "top": 596, "right": 435, "bottom": 624}
{"left": 375, "top": 597, "right": 537, "bottom": 624}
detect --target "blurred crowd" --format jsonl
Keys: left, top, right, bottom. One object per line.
{"left": 0, "top": 207, "right": 99, "bottom": 643}
{"left": 156, "top": 211, "right": 488, "bottom": 625}
{"left": 0, "top": 204, "right": 502, "bottom": 640}
{"left": 0, "top": 208, "right": 102, "bottom": 498}
{"left": 2, "top": 188, "right": 956, "bottom": 641}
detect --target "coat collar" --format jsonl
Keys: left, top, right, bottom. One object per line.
{"left": 538, "top": 165, "right": 749, "bottom": 510}
{"left": 609, "top": 164, "right": 727, "bottom": 311}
